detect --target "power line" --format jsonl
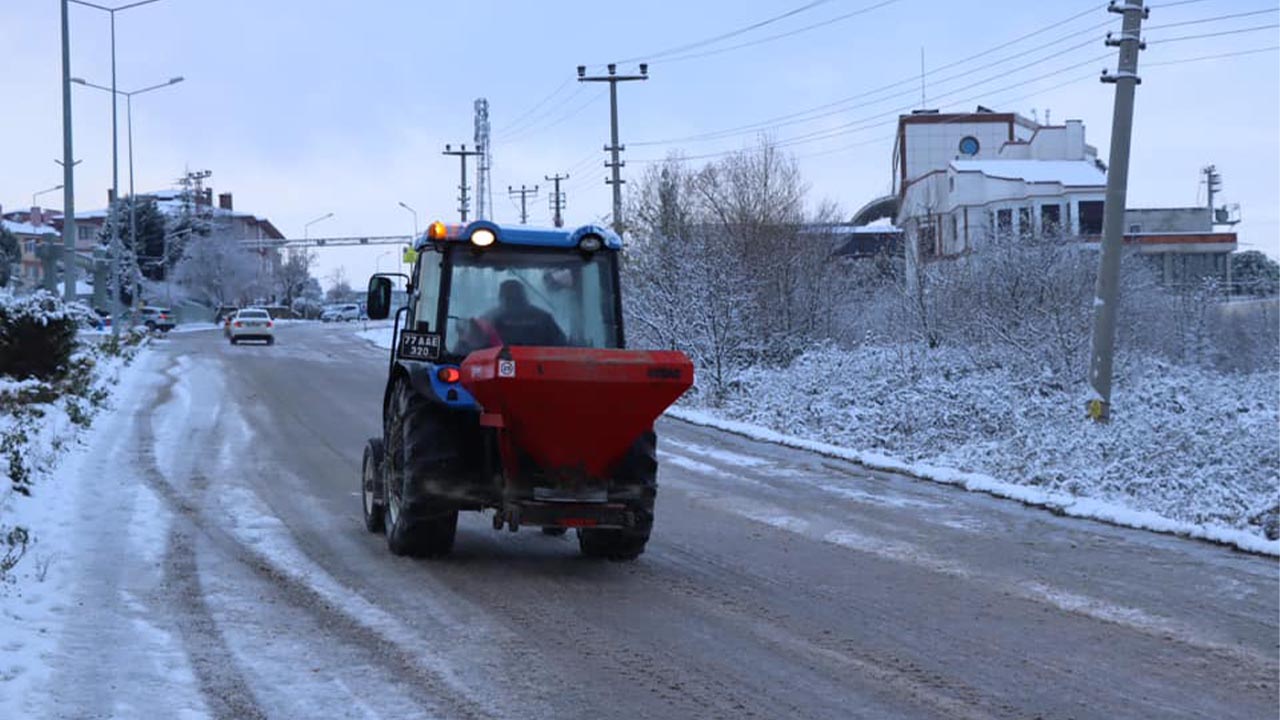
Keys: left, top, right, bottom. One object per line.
{"left": 500, "top": 87, "right": 605, "bottom": 143}
{"left": 630, "top": 3, "right": 1116, "bottom": 147}
{"left": 1144, "top": 44, "right": 1279, "bottom": 66}
{"left": 638, "top": 42, "right": 1277, "bottom": 167}
{"left": 610, "top": 0, "right": 836, "bottom": 65}
{"left": 1144, "top": 7, "right": 1278, "bottom": 31}
{"left": 654, "top": 0, "right": 904, "bottom": 65}
{"left": 496, "top": 85, "right": 589, "bottom": 140}
{"left": 495, "top": 78, "right": 574, "bottom": 135}
{"left": 633, "top": 19, "right": 1117, "bottom": 147}
{"left": 1146, "top": 23, "right": 1279, "bottom": 44}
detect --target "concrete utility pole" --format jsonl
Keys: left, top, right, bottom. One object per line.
{"left": 59, "top": 0, "right": 77, "bottom": 303}
{"left": 577, "top": 62, "right": 648, "bottom": 236}
{"left": 442, "top": 143, "right": 483, "bottom": 223}
{"left": 508, "top": 185, "right": 539, "bottom": 225}
{"left": 545, "top": 173, "right": 568, "bottom": 227}
{"left": 1086, "top": 0, "right": 1148, "bottom": 422}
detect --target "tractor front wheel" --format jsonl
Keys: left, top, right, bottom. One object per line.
{"left": 384, "top": 381, "right": 458, "bottom": 557}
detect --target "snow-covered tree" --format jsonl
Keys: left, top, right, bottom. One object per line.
{"left": 173, "top": 224, "right": 258, "bottom": 307}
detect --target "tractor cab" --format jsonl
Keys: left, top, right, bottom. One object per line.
{"left": 367, "top": 220, "right": 626, "bottom": 408}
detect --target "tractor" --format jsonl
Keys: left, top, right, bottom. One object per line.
{"left": 361, "top": 220, "right": 692, "bottom": 560}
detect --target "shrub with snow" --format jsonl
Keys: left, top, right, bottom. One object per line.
{"left": 0, "top": 291, "right": 82, "bottom": 380}
{"left": 708, "top": 343, "right": 1280, "bottom": 541}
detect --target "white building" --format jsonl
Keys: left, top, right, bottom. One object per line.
{"left": 894, "top": 109, "right": 1106, "bottom": 256}
{"left": 889, "top": 108, "right": 1237, "bottom": 284}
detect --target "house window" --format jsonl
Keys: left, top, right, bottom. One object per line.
{"left": 1079, "top": 200, "right": 1104, "bottom": 235}
{"left": 1041, "top": 204, "right": 1062, "bottom": 236}
{"left": 996, "top": 209, "right": 1013, "bottom": 238}
{"left": 24, "top": 240, "right": 36, "bottom": 254}
{"left": 1128, "top": 224, "right": 1142, "bottom": 233}
{"left": 1018, "top": 206, "right": 1033, "bottom": 238}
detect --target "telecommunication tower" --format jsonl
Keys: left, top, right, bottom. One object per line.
{"left": 474, "top": 98, "right": 493, "bottom": 221}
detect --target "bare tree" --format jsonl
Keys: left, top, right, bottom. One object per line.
{"left": 277, "top": 249, "right": 317, "bottom": 307}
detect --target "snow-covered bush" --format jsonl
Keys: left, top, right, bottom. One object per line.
{"left": 0, "top": 291, "right": 81, "bottom": 380}
{"left": 714, "top": 344, "right": 1280, "bottom": 540}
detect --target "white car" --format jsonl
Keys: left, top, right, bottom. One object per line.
{"left": 228, "top": 308, "right": 275, "bottom": 345}
{"left": 321, "top": 303, "right": 363, "bottom": 322}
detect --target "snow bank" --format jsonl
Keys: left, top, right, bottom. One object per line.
{"left": 356, "top": 324, "right": 395, "bottom": 350}
{"left": 1, "top": 332, "right": 149, "bottom": 584}
{"left": 670, "top": 345, "right": 1280, "bottom": 556}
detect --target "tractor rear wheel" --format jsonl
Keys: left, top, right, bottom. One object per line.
{"left": 384, "top": 380, "right": 458, "bottom": 557}
{"left": 361, "top": 438, "right": 385, "bottom": 533}
{"left": 578, "top": 430, "right": 657, "bottom": 561}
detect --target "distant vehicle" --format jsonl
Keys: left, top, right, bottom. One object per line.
{"left": 321, "top": 303, "right": 362, "bottom": 322}
{"left": 138, "top": 306, "right": 176, "bottom": 332}
{"left": 228, "top": 308, "right": 275, "bottom": 345}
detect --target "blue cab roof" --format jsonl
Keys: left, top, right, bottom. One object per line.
{"left": 413, "top": 220, "right": 622, "bottom": 252}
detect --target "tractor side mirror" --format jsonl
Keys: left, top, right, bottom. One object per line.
{"left": 366, "top": 275, "right": 392, "bottom": 320}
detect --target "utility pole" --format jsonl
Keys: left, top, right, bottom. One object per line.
{"left": 508, "top": 184, "right": 539, "bottom": 225}
{"left": 545, "top": 173, "right": 568, "bottom": 227}
{"left": 1086, "top": 0, "right": 1148, "bottom": 422}
{"left": 442, "top": 143, "right": 483, "bottom": 223}
{"left": 577, "top": 62, "right": 648, "bottom": 236}
{"left": 59, "top": 0, "right": 77, "bottom": 303}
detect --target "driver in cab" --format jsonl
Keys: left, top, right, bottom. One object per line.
{"left": 463, "top": 279, "right": 566, "bottom": 349}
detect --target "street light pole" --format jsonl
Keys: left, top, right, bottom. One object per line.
{"left": 33, "top": 185, "right": 64, "bottom": 209}
{"left": 69, "top": 0, "right": 166, "bottom": 336}
{"left": 60, "top": 0, "right": 77, "bottom": 303}
{"left": 304, "top": 212, "right": 334, "bottom": 241}
{"left": 397, "top": 202, "right": 417, "bottom": 271}
{"left": 73, "top": 76, "right": 184, "bottom": 287}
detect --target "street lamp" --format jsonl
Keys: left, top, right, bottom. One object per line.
{"left": 397, "top": 201, "right": 419, "bottom": 239}
{"left": 375, "top": 250, "right": 392, "bottom": 274}
{"left": 304, "top": 212, "right": 334, "bottom": 241}
{"left": 398, "top": 201, "right": 417, "bottom": 270}
{"left": 33, "top": 184, "right": 64, "bottom": 209}
{"left": 72, "top": 76, "right": 184, "bottom": 284}
{"left": 68, "top": 0, "right": 168, "bottom": 336}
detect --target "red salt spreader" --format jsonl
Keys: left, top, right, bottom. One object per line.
{"left": 461, "top": 345, "right": 693, "bottom": 532}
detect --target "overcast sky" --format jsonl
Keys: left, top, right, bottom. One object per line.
{"left": 2, "top": 0, "right": 1277, "bottom": 286}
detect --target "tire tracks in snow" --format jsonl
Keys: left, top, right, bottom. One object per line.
{"left": 137, "top": 355, "right": 492, "bottom": 719}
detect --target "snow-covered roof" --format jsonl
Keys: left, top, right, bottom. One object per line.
{"left": 57, "top": 280, "right": 96, "bottom": 295}
{"left": 950, "top": 159, "right": 1105, "bottom": 186}
{"left": 2, "top": 219, "right": 59, "bottom": 236}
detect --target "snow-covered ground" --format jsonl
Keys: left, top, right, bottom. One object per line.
{"left": 1, "top": 340, "right": 150, "bottom": 712}
{"left": 675, "top": 345, "right": 1279, "bottom": 555}
{"left": 355, "top": 323, "right": 395, "bottom": 350}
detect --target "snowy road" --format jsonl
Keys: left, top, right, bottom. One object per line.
{"left": 9, "top": 323, "right": 1277, "bottom": 719}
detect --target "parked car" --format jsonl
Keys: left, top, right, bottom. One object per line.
{"left": 138, "top": 306, "right": 176, "bottom": 332}
{"left": 228, "top": 308, "right": 275, "bottom": 345}
{"left": 321, "top": 303, "right": 362, "bottom": 322}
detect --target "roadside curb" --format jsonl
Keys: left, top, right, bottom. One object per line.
{"left": 665, "top": 406, "right": 1280, "bottom": 558}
